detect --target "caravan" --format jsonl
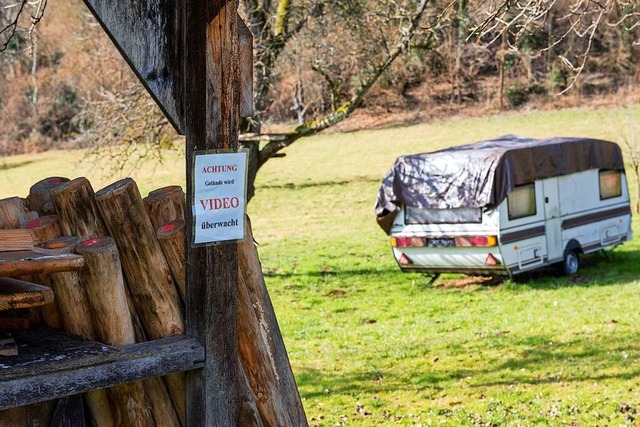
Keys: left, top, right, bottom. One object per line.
{"left": 375, "top": 136, "right": 633, "bottom": 276}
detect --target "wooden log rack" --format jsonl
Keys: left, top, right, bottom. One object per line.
{"left": 0, "top": 0, "right": 307, "bottom": 425}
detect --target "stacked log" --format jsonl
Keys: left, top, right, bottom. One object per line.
{"left": 27, "top": 177, "right": 70, "bottom": 215}
{"left": 1, "top": 176, "right": 307, "bottom": 427}
{"left": 24, "top": 216, "right": 61, "bottom": 245}
{"left": 49, "top": 178, "right": 180, "bottom": 426}
{"left": 50, "top": 177, "right": 109, "bottom": 238}
{"left": 157, "top": 220, "right": 186, "bottom": 302}
{"left": 143, "top": 186, "right": 186, "bottom": 230}
{"left": 77, "top": 238, "right": 154, "bottom": 426}
{"left": 22, "top": 215, "right": 64, "bottom": 329}
{"left": 0, "top": 197, "right": 29, "bottom": 229}
{"left": 42, "top": 237, "right": 115, "bottom": 426}
{"left": 95, "top": 179, "right": 186, "bottom": 423}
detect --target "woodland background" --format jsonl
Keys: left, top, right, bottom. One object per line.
{"left": 1, "top": 0, "right": 639, "bottom": 156}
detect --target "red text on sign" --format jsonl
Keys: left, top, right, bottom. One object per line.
{"left": 199, "top": 197, "right": 240, "bottom": 210}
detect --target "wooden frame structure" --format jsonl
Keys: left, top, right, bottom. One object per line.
{"left": 0, "top": 0, "right": 275, "bottom": 425}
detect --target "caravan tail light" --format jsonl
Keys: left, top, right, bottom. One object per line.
{"left": 391, "top": 237, "right": 426, "bottom": 247}
{"left": 455, "top": 235, "right": 498, "bottom": 247}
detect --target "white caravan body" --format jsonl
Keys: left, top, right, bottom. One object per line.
{"left": 375, "top": 136, "right": 632, "bottom": 276}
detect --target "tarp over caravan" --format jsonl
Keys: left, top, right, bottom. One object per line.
{"left": 375, "top": 135, "right": 625, "bottom": 234}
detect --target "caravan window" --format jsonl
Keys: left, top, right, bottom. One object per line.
{"left": 599, "top": 170, "right": 622, "bottom": 199}
{"left": 507, "top": 183, "right": 536, "bottom": 220}
{"left": 405, "top": 206, "right": 482, "bottom": 224}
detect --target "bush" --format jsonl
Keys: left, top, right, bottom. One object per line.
{"left": 505, "top": 85, "right": 528, "bottom": 107}
{"left": 38, "top": 84, "right": 82, "bottom": 140}
{"left": 548, "top": 66, "right": 570, "bottom": 92}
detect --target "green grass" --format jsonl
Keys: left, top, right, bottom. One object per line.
{"left": 2, "top": 105, "right": 640, "bottom": 425}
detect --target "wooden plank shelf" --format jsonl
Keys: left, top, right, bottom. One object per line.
{"left": 0, "top": 329, "right": 204, "bottom": 410}
{"left": 0, "top": 250, "right": 84, "bottom": 277}
{"left": 0, "top": 278, "right": 54, "bottom": 311}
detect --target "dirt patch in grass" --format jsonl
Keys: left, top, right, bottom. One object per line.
{"left": 435, "top": 275, "right": 504, "bottom": 288}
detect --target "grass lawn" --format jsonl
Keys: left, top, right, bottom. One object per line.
{"left": 2, "top": 105, "right": 640, "bottom": 425}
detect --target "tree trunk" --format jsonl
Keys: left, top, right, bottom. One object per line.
{"left": 635, "top": 164, "right": 639, "bottom": 213}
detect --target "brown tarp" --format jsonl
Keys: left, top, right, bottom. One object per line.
{"left": 375, "top": 135, "right": 625, "bottom": 234}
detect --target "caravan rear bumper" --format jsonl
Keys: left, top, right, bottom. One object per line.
{"left": 398, "top": 265, "right": 510, "bottom": 275}
{"left": 392, "top": 247, "right": 508, "bottom": 275}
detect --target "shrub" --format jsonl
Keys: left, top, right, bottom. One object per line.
{"left": 505, "top": 85, "right": 528, "bottom": 107}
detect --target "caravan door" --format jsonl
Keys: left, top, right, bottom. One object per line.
{"left": 542, "top": 178, "right": 563, "bottom": 262}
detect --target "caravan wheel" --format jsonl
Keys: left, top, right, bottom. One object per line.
{"left": 562, "top": 250, "right": 580, "bottom": 276}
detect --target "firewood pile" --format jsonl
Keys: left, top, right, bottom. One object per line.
{"left": 0, "top": 176, "right": 305, "bottom": 426}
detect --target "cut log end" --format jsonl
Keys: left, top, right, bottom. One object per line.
{"left": 24, "top": 215, "right": 58, "bottom": 230}
{"left": 28, "top": 177, "right": 70, "bottom": 214}
{"left": 147, "top": 186, "right": 184, "bottom": 199}
{"left": 77, "top": 237, "right": 116, "bottom": 254}
{"left": 95, "top": 178, "right": 135, "bottom": 199}
{"left": 40, "top": 236, "right": 80, "bottom": 253}
{"left": 50, "top": 177, "right": 89, "bottom": 196}
{"left": 157, "top": 220, "right": 186, "bottom": 237}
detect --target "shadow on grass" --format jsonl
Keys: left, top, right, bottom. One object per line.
{"left": 295, "top": 331, "right": 640, "bottom": 399}
{"left": 265, "top": 268, "right": 396, "bottom": 279}
{"left": 0, "top": 160, "right": 36, "bottom": 171}
{"left": 257, "top": 176, "right": 380, "bottom": 190}
{"left": 510, "top": 249, "right": 640, "bottom": 290}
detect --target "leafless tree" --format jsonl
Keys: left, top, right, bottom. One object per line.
{"left": 1, "top": 0, "right": 47, "bottom": 52}
{"left": 468, "top": 0, "right": 640, "bottom": 93}
{"left": 614, "top": 106, "right": 640, "bottom": 213}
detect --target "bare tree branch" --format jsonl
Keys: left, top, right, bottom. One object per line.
{"left": 1, "top": 0, "right": 46, "bottom": 52}
{"left": 257, "top": 0, "right": 432, "bottom": 167}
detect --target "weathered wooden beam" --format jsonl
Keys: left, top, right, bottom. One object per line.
{"left": 184, "top": 0, "right": 245, "bottom": 425}
{"left": 0, "top": 335, "right": 204, "bottom": 410}
{"left": 81, "top": 0, "right": 184, "bottom": 133}
{"left": 239, "top": 16, "right": 254, "bottom": 118}
{"left": 238, "top": 217, "right": 308, "bottom": 426}
{"left": 0, "top": 250, "right": 84, "bottom": 277}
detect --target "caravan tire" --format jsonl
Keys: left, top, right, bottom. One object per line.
{"left": 562, "top": 250, "right": 580, "bottom": 276}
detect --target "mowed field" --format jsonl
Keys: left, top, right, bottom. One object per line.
{"left": 2, "top": 106, "right": 640, "bottom": 426}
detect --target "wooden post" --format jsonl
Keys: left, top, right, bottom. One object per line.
{"left": 0, "top": 197, "right": 29, "bottom": 229}
{"left": 157, "top": 220, "right": 187, "bottom": 303}
{"left": 238, "top": 217, "right": 308, "bottom": 426}
{"left": 76, "top": 237, "right": 156, "bottom": 426}
{"left": 27, "top": 177, "right": 70, "bottom": 215}
{"left": 42, "top": 237, "right": 116, "bottom": 427}
{"left": 50, "top": 177, "right": 109, "bottom": 239}
{"left": 184, "top": 0, "right": 244, "bottom": 425}
{"left": 143, "top": 186, "right": 186, "bottom": 230}
{"left": 43, "top": 237, "right": 95, "bottom": 340}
